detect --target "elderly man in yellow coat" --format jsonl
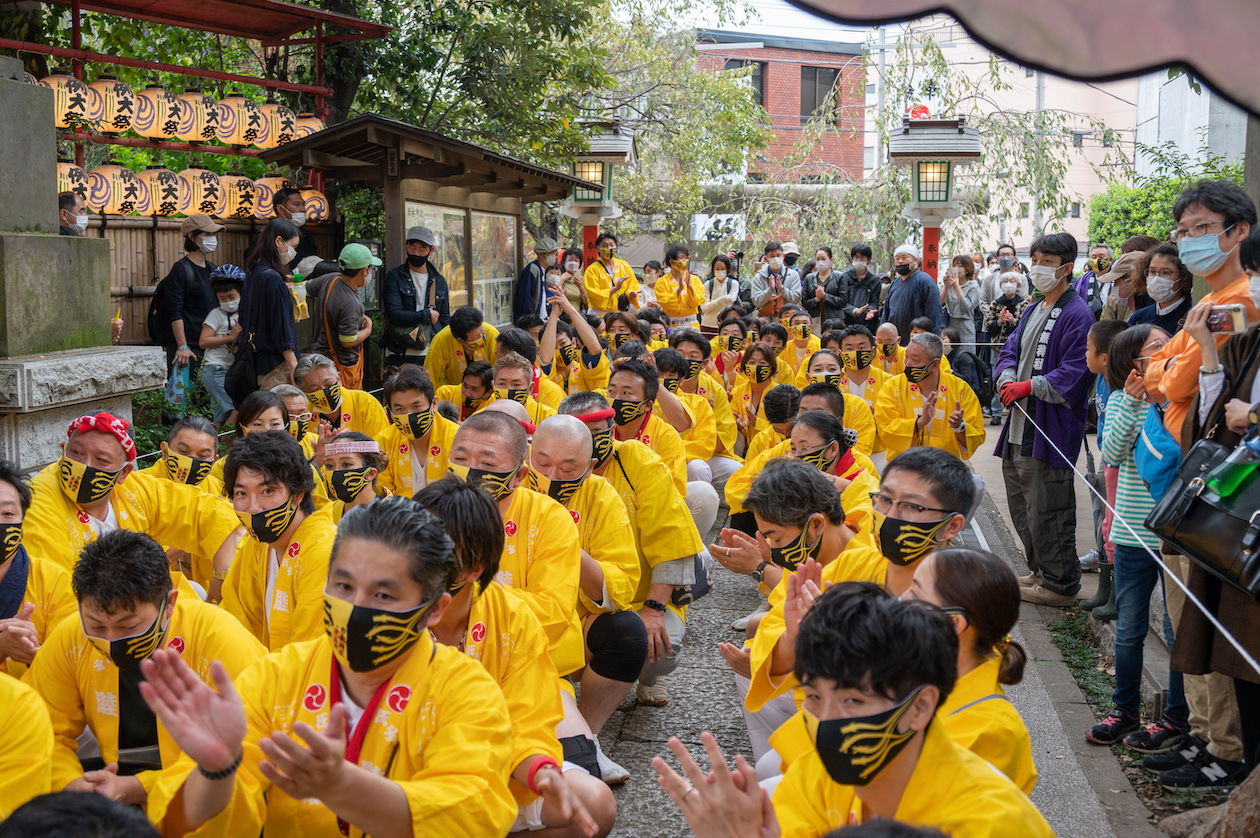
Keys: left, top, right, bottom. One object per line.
{"left": 874, "top": 333, "right": 985, "bottom": 463}
{"left": 294, "top": 353, "right": 389, "bottom": 438}
{"left": 140, "top": 498, "right": 518, "bottom": 838}
{"left": 22, "top": 412, "right": 243, "bottom": 587}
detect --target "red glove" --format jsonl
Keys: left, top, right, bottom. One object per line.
{"left": 1000, "top": 379, "right": 1033, "bottom": 407}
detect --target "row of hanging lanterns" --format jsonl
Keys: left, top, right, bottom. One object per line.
{"left": 58, "top": 160, "right": 329, "bottom": 221}
{"left": 34, "top": 71, "right": 324, "bottom": 149}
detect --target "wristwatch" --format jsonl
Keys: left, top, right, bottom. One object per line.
{"left": 212, "top": 569, "right": 230, "bottom": 580}
{"left": 750, "top": 560, "right": 769, "bottom": 583}
{"left": 954, "top": 419, "right": 967, "bottom": 432}
{"left": 1249, "top": 402, "right": 1260, "bottom": 427}
{"left": 643, "top": 599, "right": 667, "bottom": 613}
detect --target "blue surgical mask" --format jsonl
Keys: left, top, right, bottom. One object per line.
{"left": 1178, "top": 227, "right": 1235, "bottom": 277}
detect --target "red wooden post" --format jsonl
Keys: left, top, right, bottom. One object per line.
{"left": 582, "top": 225, "right": 599, "bottom": 269}
{"left": 922, "top": 225, "right": 941, "bottom": 280}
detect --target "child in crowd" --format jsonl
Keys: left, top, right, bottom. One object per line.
{"left": 198, "top": 265, "right": 245, "bottom": 429}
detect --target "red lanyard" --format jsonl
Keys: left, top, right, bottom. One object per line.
{"left": 531, "top": 365, "right": 541, "bottom": 398}
{"left": 615, "top": 407, "right": 653, "bottom": 442}
{"left": 328, "top": 658, "right": 393, "bottom": 836}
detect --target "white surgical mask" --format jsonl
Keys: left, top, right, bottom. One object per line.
{"left": 539, "top": 252, "right": 554, "bottom": 267}
{"left": 1028, "top": 264, "right": 1062, "bottom": 293}
{"left": 1000, "top": 281, "right": 1018, "bottom": 296}
{"left": 282, "top": 245, "right": 297, "bottom": 265}
{"left": 73, "top": 214, "right": 88, "bottom": 233}
{"left": 222, "top": 298, "right": 240, "bottom": 313}
{"left": 200, "top": 235, "right": 218, "bottom": 253}
{"left": 290, "top": 211, "right": 306, "bottom": 227}
{"left": 1250, "top": 275, "right": 1260, "bottom": 312}
{"left": 973, "top": 262, "right": 983, "bottom": 273}
{"left": 1145, "top": 276, "right": 1178, "bottom": 303}
{"left": 565, "top": 260, "right": 580, "bottom": 272}
{"left": 851, "top": 260, "right": 867, "bottom": 272}
{"left": 769, "top": 256, "right": 784, "bottom": 271}
{"left": 816, "top": 259, "right": 830, "bottom": 271}
{"left": 714, "top": 269, "right": 728, "bottom": 280}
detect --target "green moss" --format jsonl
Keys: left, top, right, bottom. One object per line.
{"left": 1048, "top": 611, "right": 1115, "bottom": 713}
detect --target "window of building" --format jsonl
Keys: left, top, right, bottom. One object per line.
{"left": 470, "top": 211, "right": 517, "bottom": 327}
{"left": 864, "top": 145, "right": 875, "bottom": 169}
{"left": 406, "top": 201, "right": 467, "bottom": 308}
{"left": 801, "top": 65, "right": 840, "bottom": 124}
{"left": 1019, "top": 202, "right": 1030, "bottom": 219}
{"left": 1025, "top": 67, "right": 1035, "bottom": 78}
{"left": 1070, "top": 202, "right": 1081, "bottom": 218}
{"left": 725, "top": 58, "right": 764, "bottom": 107}
{"left": 1071, "top": 133, "right": 1083, "bottom": 148}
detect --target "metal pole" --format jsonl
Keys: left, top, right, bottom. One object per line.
{"left": 876, "top": 26, "right": 886, "bottom": 167}
{"left": 1032, "top": 70, "right": 1044, "bottom": 234}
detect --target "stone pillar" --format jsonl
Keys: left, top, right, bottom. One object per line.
{"left": 0, "top": 56, "right": 165, "bottom": 472}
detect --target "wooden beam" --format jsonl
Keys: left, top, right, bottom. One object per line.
{"left": 325, "top": 167, "right": 383, "bottom": 184}
{"left": 365, "top": 125, "right": 395, "bottom": 148}
{"left": 382, "top": 159, "right": 404, "bottom": 270}
{"left": 302, "top": 149, "right": 372, "bottom": 169}
{"left": 400, "top": 161, "right": 465, "bottom": 180}
{"left": 441, "top": 170, "right": 498, "bottom": 187}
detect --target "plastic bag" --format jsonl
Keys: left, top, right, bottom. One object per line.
{"left": 164, "top": 362, "right": 191, "bottom": 415}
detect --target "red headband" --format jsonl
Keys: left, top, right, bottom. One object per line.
{"left": 519, "top": 418, "right": 536, "bottom": 435}
{"left": 67, "top": 412, "right": 137, "bottom": 462}
{"left": 575, "top": 408, "right": 615, "bottom": 425}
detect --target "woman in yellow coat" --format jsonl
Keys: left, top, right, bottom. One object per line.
{"left": 141, "top": 498, "right": 518, "bottom": 838}
{"left": 654, "top": 245, "right": 704, "bottom": 328}
{"left": 220, "top": 431, "right": 338, "bottom": 651}
{"left": 583, "top": 232, "right": 639, "bottom": 316}
{"left": 874, "top": 333, "right": 985, "bottom": 463}
{"left": 730, "top": 342, "right": 780, "bottom": 449}
{"left": 907, "top": 547, "right": 1038, "bottom": 794}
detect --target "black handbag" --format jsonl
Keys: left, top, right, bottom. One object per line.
{"left": 224, "top": 274, "right": 264, "bottom": 406}
{"left": 1145, "top": 337, "right": 1260, "bottom": 600}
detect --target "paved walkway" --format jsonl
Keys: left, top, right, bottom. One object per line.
{"left": 596, "top": 454, "right": 1164, "bottom": 836}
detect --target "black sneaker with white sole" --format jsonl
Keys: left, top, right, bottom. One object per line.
{"left": 1158, "top": 751, "right": 1247, "bottom": 791}
{"left": 1124, "top": 718, "right": 1189, "bottom": 754}
{"left": 1142, "top": 735, "right": 1205, "bottom": 772}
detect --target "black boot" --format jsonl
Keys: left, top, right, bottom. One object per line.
{"left": 1080, "top": 563, "right": 1112, "bottom": 611}
{"left": 1092, "top": 565, "right": 1118, "bottom": 622}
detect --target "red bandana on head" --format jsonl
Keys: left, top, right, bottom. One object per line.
{"left": 68, "top": 412, "right": 137, "bottom": 462}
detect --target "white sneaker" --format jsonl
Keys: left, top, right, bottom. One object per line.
{"left": 595, "top": 739, "right": 630, "bottom": 785}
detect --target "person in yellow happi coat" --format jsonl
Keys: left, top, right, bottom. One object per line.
{"left": 294, "top": 354, "right": 388, "bottom": 438}
{"left": 137, "top": 416, "right": 226, "bottom": 590}
{"left": 433, "top": 358, "right": 495, "bottom": 421}
{"left": 418, "top": 476, "right": 616, "bottom": 835}
{"left": 424, "top": 304, "right": 501, "bottom": 388}
{"left": 539, "top": 292, "right": 612, "bottom": 395}
{"left": 0, "top": 672, "right": 53, "bottom": 818}
{"left": 140, "top": 498, "right": 518, "bottom": 838}
{"left": 583, "top": 232, "right": 640, "bottom": 316}
{"left": 221, "top": 431, "right": 337, "bottom": 651}
{"left": 835, "top": 324, "right": 890, "bottom": 467}
{"left": 481, "top": 352, "right": 557, "bottom": 426}
{"left": 22, "top": 412, "right": 243, "bottom": 586}
{"left": 907, "top": 547, "right": 1037, "bottom": 794}
{"left": 373, "top": 365, "right": 457, "bottom": 499}
{"left": 796, "top": 353, "right": 876, "bottom": 455}
{"left": 654, "top": 245, "right": 704, "bottom": 329}
{"left": 311, "top": 432, "right": 391, "bottom": 525}
{"left": 558, "top": 392, "right": 705, "bottom": 720}
{"left": 668, "top": 329, "right": 740, "bottom": 487}
{"left": 655, "top": 348, "right": 719, "bottom": 465}
{"left": 874, "top": 333, "right": 985, "bottom": 463}
{"left": 449, "top": 411, "right": 584, "bottom": 679}
{"left": 874, "top": 321, "right": 907, "bottom": 376}
{"left": 0, "top": 461, "right": 76, "bottom": 679}
{"left": 652, "top": 583, "right": 1053, "bottom": 838}
{"left": 730, "top": 343, "right": 781, "bottom": 449}
{"left": 779, "top": 308, "right": 821, "bottom": 373}
{"left": 23, "top": 530, "right": 264, "bottom": 814}
{"left": 494, "top": 324, "right": 567, "bottom": 410}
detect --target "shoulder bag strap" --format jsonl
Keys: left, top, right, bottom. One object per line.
{"left": 321, "top": 277, "right": 352, "bottom": 379}
{"left": 1207, "top": 332, "right": 1260, "bottom": 438}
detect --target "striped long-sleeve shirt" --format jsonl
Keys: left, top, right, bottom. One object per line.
{"left": 1099, "top": 391, "right": 1158, "bottom": 548}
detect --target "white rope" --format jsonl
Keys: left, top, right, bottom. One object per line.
{"left": 1011, "top": 400, "right": 1260, "bottom": 678}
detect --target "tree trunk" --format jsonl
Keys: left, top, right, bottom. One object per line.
{"left": 1160, "top": 769, "right": 1260, "bottom": 838}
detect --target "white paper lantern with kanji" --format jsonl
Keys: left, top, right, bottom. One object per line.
{"left": 178, "top": 166, "right": 226, "bottom": 216}
{"left": 217, "top": 95, "right": 269, "bottom": 147}
{"left": 40, "top": 71, "right": 98, "bottom": 129}
{"left": 176, "top": 88, "right": 219, "bottom": 143}
{"left": 57, "top": 161, "right": 88, "bottom": 201}
{"left": 259, "top": 101, "right": 298, "bottom": 148}
{"left": 134, "top": 85, "right": 183, "bottom": 140}
{"left": 218, "top": 172, "right": 257, "bottom": 220}
{"left": 253, "top": 175, "right": 291, "bottom": 220}
{"left": 87, "top": 164, "right": 149, "bottom": 215}
{"left": 87, "top": 76, "right": 136, "bottom": 135}
{"left": 294, "top": 112, "right": 325, "bottom": 138}
{"left": 137, "top": 166, "right": 186, "bottom": 216}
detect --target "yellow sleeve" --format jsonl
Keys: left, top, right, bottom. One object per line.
{"left": 956, "top": 377, "right": 987, "bottom": 460}
{"left": 724, "top": 441, "right": 786, "bottom": 514}
{"left": 746, "top": 596, "right": 797, "bottom": 711}
{"left": 21, "top": 465, "right": 83, "bottom": 571}
{"left": 842, "top": 392, "right": 876, "bottom": 454}
{"left": 221, "top": 540, "right": 268, "bottom": 647}
{"left": 942, "top": 702, "right": 1038, "bottom": 795}
{"left": 397, "top": 656, "right": 517, "bottom": 836}
{"left": 21, "top": 620, "right": 89, "bottom": 790}
{"left": 773, "top": 756, "right": 848, "bottom": 838}
{"left": 839, "top": 468, "right": 878, "bottom": 536}
{"left": 872, "top": 376, "right": 916, "bottom": 461}
{"left": 0, "top": 675, "right": 53, "bottom": 817}
{"left": 583, "top": 264, "right": 615, "bottom": 312}
{"left": 648, "top": 421, "right": 688, "bottom": 496}
{"left": 517, "top": 502, "right": 582, "bottom": 653}
{"left": 681, "top": 396, "right": 717, "bottom": 461}
{"left": 373, "top": 426, "right": 400, "bottom": 497}
{"left": 704, "top": 381, "right": 738, "bottom": 456}
{"left": 33, "top": 557, "right": 77, "bottom": 641}
{"left": 745, "top": 428, "right": 783, "bottom": 463}
{"left": 498, "top": 589, "right": 564, "bottom": 804}
{"left": 424, "top": 329, "right": 456, "bottom": 388}
{"left": 580, "top": 480, "right": 641, "bottom": 613}
{"left": 134, "top": 474, "right": 240, "bottom": 565}
{"left": 536, "top": 375, "right": 565, "bottom": 409}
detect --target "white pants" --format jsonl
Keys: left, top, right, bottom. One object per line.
{"left": 734, "top": 672, "right": 797, "bottom": 764}
{"left": 686, "top": 480, "right": 720, "bottom": 537}
{"left": 868, "top": 450, "right": 887, "bottom": 474}
{"left": 510, "top": 760, "right": 588, "bottom": 832}
{"left": 688, "top": 456, "right": 742, "bottom": 504}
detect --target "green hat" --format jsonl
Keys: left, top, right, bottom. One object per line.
{"left": 338, "top": 242, "right": 383, "bottom": 271}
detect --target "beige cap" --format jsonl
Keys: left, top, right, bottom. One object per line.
{"left": 181, "top": 214, "right": 225, "bottom": 235}
{"left": 1097, "top": 250, "right": 1145, "bottom": 285}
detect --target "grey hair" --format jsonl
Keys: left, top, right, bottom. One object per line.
{"left": 167, "top": 415, "right": 216, "bottom": 444}
{"left": 1089, "top": 242, "right": 1113, "bottom": 256}
{"left": 293, "top": 353, "right": 337, "bottom": 387}
{"left": 270, "top": 383, "right": 306, "bottom": 400}
{"left": 558, "top": 391, "right": 610, "bottom": 416}
{"left": 909, "top": 332, "right": 943, "bottom": 361}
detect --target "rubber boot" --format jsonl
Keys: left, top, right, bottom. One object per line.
{"left": 1080, "top": 563, "right": 1111, "bottom": 611}
{"left": 1091, "top": 565, "right": 1118, "bottom": 622}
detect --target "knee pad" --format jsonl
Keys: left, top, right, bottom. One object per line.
{"left": 560, "top": 735, "right": 601, "bottom": 780}
{"left": 586, "top": 611, "right": 649, "bottom": 683}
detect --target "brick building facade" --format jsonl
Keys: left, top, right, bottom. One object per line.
{"left": 696, "top": 29, "right": 866, "bottom": 182}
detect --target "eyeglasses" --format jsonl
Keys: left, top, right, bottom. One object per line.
{"left": 868, "top": 491, "right": 954, "bottom": 519}
{"left": 791, "top": 442, "right": 831, "bottom": 459}
{"left": 1145, "top": 270, "right": 1179, "bottom": 280}
{"left": 1170, "top": 221, "right": 1234, "bottom": 243}
{"left": 294, "top": 411, "right": 313, "bottom": 421}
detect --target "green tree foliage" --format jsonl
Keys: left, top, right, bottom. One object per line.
{"left": 1088, "top": 139, "right": 1244, "bottom": 251}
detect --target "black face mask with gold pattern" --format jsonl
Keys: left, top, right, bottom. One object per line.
{"left": 58, "top": 456, "right": 123, "bottom": 505}
{"left": 238, "top": 496, "right": 299, "bottom": 543}
{"left": 559, "top": 344, "right": 581, "bottom": 367}
{"left": 768, "top": 521, "right": 824, "bottom": 571}
{"left": 0, "top": 522, "right": 21, "bottom": 562}
{"left": 307, "top": 383, "right": 343, "bottom": 416}
{"left": 392, "top": 409, "right": 434, "bottom": 440}
{"left": 323, "top": 593, "right": 439, "bottom": 673}
{"left": 84, "top": 600, "right": 169, "bottom": 671}
{"left": 328, "top": 467, "right": 374, "bottom": 504}
{"left": 163, "top": 450, "right": 213, "bottom": 486}
{"left": 876, "top": 512, "right": 953, "bottom": 566}
{"left": 591, "top": 428, "right": 615, "bottom": 467}
{"left": 448, "top": 462, "right": 517, "bottom": 501}
{"left": 289, "top": 417, "right": 311, "bottom": 440}
{"left": 805, "top": 685, "right": 925, "bottom": 785}
{"left": 495, "top": 387, "right": 530, "bottom": 406}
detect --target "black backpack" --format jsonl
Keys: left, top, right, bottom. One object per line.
{"left": 960, "top": 349, "right": 993, "bottom": 405}
{"left": 146, "top": 260, "right": 196, "bottom": 347}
